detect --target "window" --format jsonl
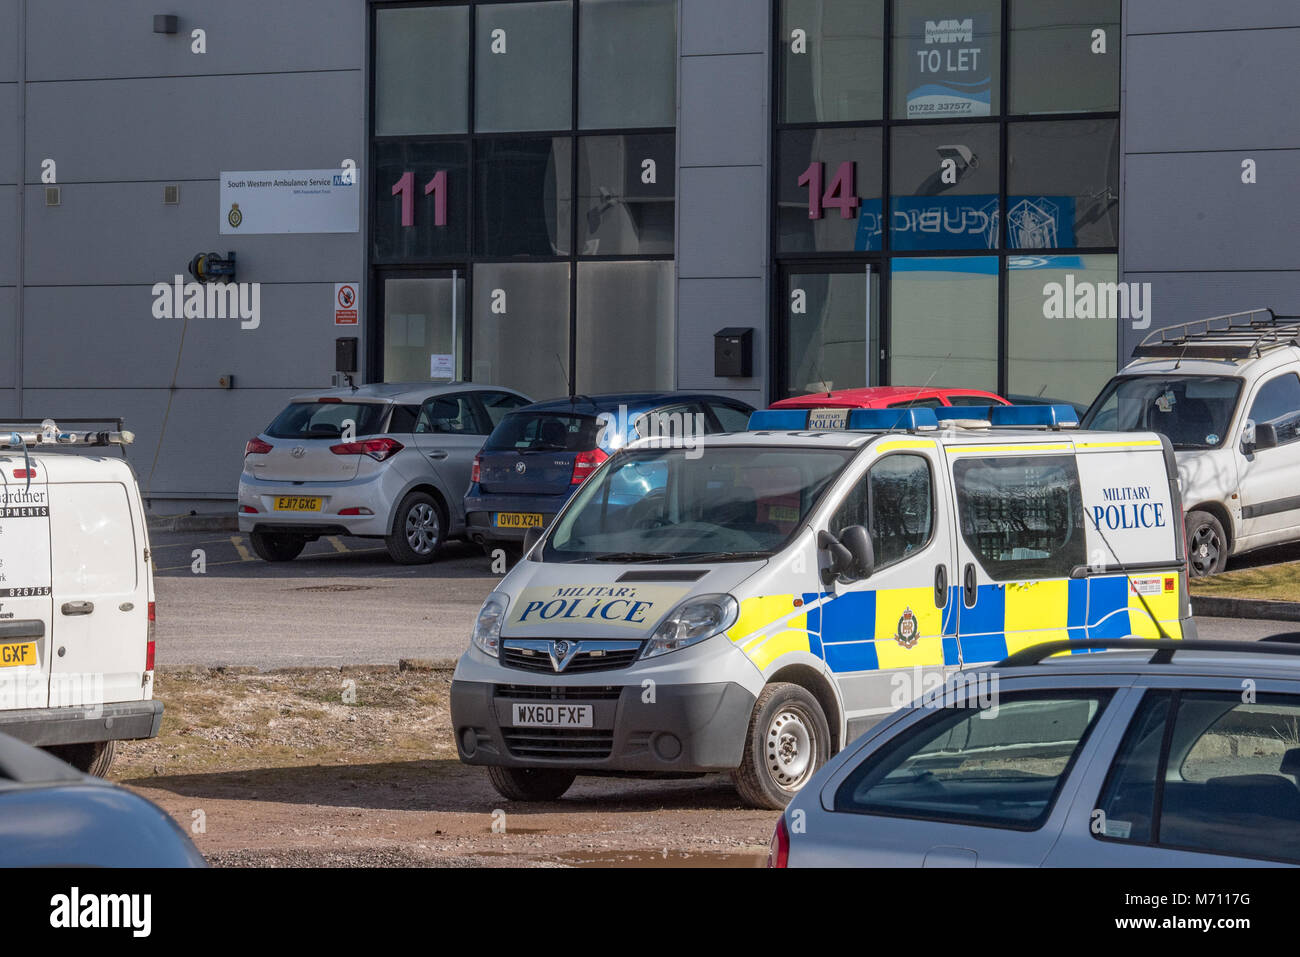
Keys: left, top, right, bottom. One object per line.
{"left": 1096, "top": 691, "right": 1300, "bottom": 863}
{"left": 373, "top": 141, "right": 471, "bottom": 261}
{"left": 709, "top": 402, "right": 754, "bottom": 433}
{"left": 471, "top": 263, "right": 571, "bottom": 400}
{"left": 892, "top": 0, "right": 1002, "bottom": 119}
{"left": 1007, "top": 120, "right": 1118, "bottom": 249}
{"left": 485, "top": 411, "right": 601, "bottom": 452}
{"left": 776, "top": 128, "right": 884, "bottom": 254}
{"left": 477, "top": 391, "right": 532, "bottom": 428}
{"left": 417, "top": 394, "right": 485, "bottom": 435}
{"left": 1248, "top": 373, "right": 1300, "bottom": 445}
{"left": 577, "top": 135, "right": 675, "bottom": 255}
{"left": 386, "top": 405, "right": 421, "bottom": 434}
{"left": 375, "top": 6, "right": 470, "bottom": 135}
{"left": 835, "top": 692, "right": 1110, "bottom": 829}
{"left": 890, "top": 124, "right": 1000, "bottom": 252}
{"left": 954, "top": 454, "right": 1086, "bottom": 581}
{"left": 266, "top": 402, "right": 387, "bottom": 439}
{"left": 1082, "top": 376, "right": 1243, "bottom": 451}
{"left": 575, "top": 261, "right": 675, "bottom": 393}
{"left": 474, "top": 2, "right": 573, "bottom": 133}
{"left": 474, "top": 137, "right": 572, "bottom": 257}
{"left": 1007, "top": 255, "right": 1118, "bottom": 407}
{"left": 831, "top": 453, "right": 934, "bottom": 569}
{"left": 889, "top": 257, "right": 998, "bottom": 390}
{"left": 1009, "top": 0, "right": 1119, "bottom": 115}
{"left": 783, "top": 266, "right": 880, "bottom": 396}
{"left": 381, "top": 274, "right": 465, "bottom": 382}
{"left": 779, "top": 0, "right": 885, "bottom": 123}
{"left": 578, "top": 0, "right": 677, "bottom": 129}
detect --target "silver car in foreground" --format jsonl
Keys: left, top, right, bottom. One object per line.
{"left": 772, "top": 638, "right": 1300, "bottom": 867}
{"left": 238, "top": 382, "right": 530, "bottom": 563}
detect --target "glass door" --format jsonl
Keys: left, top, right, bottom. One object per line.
{"left": 377, "top": 270, "right": 466, "bottom": 383}
{"left": 777, "top": 262, "right": 881, "bottom": 399}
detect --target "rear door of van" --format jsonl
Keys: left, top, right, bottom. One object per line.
{"left": 0, "top": 457, "right": 53, "bottom": 709}
{"left": 46, "top": 468, "right": 149, "bottom": 708}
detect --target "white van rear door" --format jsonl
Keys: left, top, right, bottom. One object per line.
{"left": 0, "top": 465, "right": 53, "bottom": 710}
{"left": 48, "top": 481, "right": 147, "bottom": 707}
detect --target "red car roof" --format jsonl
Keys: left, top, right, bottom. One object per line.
{"left": 769, "top": 386, "right": 1010, "bottom": 410}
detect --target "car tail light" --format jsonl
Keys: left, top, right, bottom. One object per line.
{"left": 329, "top": 438, "right": 404, "bottom": 462}
{"left": 767, "top": 816, "right": 789, "bottom": 868}
{"left": 571, "top": 447, "right": 608, "bottom": 485}
{"left": 244, "top": 437, "right": 273, "bottom": 457}
{"left": 239, "top": 505, "right": 258, "bottom": 514}
{"left": 471, "top": 453, "right": 482, "bottom": 484}
{"left": 146, "top": 602, "right": 156, "bottom": 671}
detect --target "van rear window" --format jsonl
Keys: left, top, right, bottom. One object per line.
{"left": 266, "top": 402, "right": 387, "bottom": 439}
{"left": 953, "top": 455, "right": 1086, "bottom": 581}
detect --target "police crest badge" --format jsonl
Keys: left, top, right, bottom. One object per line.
{"left": 895, "top": 606, "right": 919, "bottom": 648}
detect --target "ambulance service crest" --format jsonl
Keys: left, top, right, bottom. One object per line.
{"left": 227, "top": 203, "right": 243, "bottom": 228}
{"left": 894, "top": 606, "right": 919, "bottom": 649}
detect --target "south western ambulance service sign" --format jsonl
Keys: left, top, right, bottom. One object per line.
{"left": 220, "top": 169, "right": 359, "bottom": 234}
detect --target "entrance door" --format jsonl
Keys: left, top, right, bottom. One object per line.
{"left": 777, "top": 263, "right": 880, "bottom": 400}
{"left": 376, "top": 270, "right": 466, "bottom": 383}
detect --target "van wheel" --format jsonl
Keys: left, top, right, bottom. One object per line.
{"left": 733, "top": 683, "right": 831, "bottom": 810}
{"left": 486, "top": 766, "right": 576, "bottom": 801}
{"left": 45, "top": 740, "right": 117, "bottom": 777}
{"left": 386, "top": 491, "right": 445, "bottom": 564}
{"left": 1186, "top": 510, "right": 1228, "bottom": 577}
{"left": 249, "top": 531, "right": 306, "bottom": 562}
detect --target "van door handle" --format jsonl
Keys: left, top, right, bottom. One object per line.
{"left": 426, "top": 450, "right": 448, "bottom": 460}
{"left": 934, "top": 565, "right": 948, "bottom": 607}
{"left": 963, "top": 563, "right": 977, "bottom": 609}
{"left": 61, "top": 601, "right": 94, "bottom": 616}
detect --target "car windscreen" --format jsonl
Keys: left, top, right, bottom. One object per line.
{"left": 541, "top": 446, "right": 854, "bottom": 562}
{"left": 1082, "top": 375, "right": 1242, "bottom": 450}
{"left": 485, "top": 411, "right": 601, "bottom": 453}
{"left": 265, "top": 401, "right": 388, "bottom": 439}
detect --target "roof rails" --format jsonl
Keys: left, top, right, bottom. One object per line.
{"left": 0, "top": 418, "right": 134, "bottom": 452}
{"left": 1132, "top": 308, "right": 1300, "bottom": 361}
{"left": 999, "top": 637, "right": 1300, "bottom": 668}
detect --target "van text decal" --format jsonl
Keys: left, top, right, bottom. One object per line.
{"left": 1090, "top": 485, "right": 1167, "bottom": 531}
{"left": 507, "top": 584, "right": 691, "bottom": 631}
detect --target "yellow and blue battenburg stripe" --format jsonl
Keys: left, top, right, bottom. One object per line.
{"left": 726, "top": 573, "right": 1183, "bottom": 674}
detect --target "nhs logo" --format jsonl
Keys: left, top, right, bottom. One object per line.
{"left": 925, "top": 19, "right": 973, "bottom": 44}
{"left": 331, "top": 173, "right": 356, "bottom": 187}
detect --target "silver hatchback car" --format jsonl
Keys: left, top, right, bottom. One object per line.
{"left": 238, "top": 382, "right": 530, "bottom": 563}
{"left": 773, "top": 638, "right": 1300, "bottom": 867}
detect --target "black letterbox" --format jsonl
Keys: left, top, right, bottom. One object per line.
{"left": 714, "top": 327, "right": 753, "bottom": 378}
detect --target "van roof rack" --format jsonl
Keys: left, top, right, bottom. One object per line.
{"left": 1132, "top": 308, "right": 1300, "bottom": 360}
{"left": 999, "top": 637, "right": 1300, "bottom": 668}
{"left": 0, "top": 418, "right": 134, "bottom": 454}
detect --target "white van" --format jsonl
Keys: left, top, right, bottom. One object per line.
{"left": 0, "top": 420, "right": 160, "bottom": 776}
{"left": 1083, "top": 309, "right": 1300, "bottom": 576}
{"left": 451, "top": 405, "right": 1194, "bottom": 808}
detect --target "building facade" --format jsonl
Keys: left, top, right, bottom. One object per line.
{"left": 2, "top": 0, "right": 1296, "bottom": 509}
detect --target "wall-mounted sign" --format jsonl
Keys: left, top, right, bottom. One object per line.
{"left": 220, "top": 169, "right": 359, "bottom": 234}
{"left": 430, "top": 354, "right": 455, "bottom": 379}
{"left": 905, "top": 15, "right": 993, "bottom": 118}
{"left": 334, "top": 283, "right": 359, "bottom": 325}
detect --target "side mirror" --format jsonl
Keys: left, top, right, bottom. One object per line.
{"left": 1255, "top": 421, "right": 1280, "bottom": 451}
{"left": 522, "top": 525, "right": 544, "bottom": 556}
{"left": 817, "top": 525, "right": 874, "bottom": 584}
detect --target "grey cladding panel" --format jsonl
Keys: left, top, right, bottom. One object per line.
{"left": 1127, "top": 2, "right": 1300, "bottom": 33}
{"left": 677, "top": 165, "right": 767, "bottom": 279}
{"left": 676, "top": 277, "right": 765, "bottom": 392}
{"left": 681, "top": 0, "right": 769, "bottom": 55}
{"left": 679, "top": 53, "right": 768, "bottom": 168}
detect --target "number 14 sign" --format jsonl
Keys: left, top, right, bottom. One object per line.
{"left": 798, "top": 161, "right": 859, "bottom": 220}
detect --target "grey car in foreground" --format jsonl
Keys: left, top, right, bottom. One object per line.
{"left": 0, "top": 733, "right": 205, "bottom": 867}
{"left": 239, "top": 382, "right": 530, "bottom": 563}
{"left": 772, "top": 638, "right": 1300, "bottom": 867}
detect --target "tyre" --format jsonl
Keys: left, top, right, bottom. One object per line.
{"left": 386, "top": 491, "right": 445, "bottom": 564}
{"left": 485, "top": 765, "right": 576, "bottom": 802}
{"left": 1185, "top": 509, "right": 1228, "bottom": 577}
{"left": 249, "top": 531, "right": 306, "bottom": 562}
{"left": 45, "top": 740, "right": 117, "bottom": 778}
{"left": 733, "top": 683, "right": 831, "bottom": 810}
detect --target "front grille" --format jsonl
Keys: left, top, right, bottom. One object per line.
{"left": 502, "top": 645, "right": 640, "bottom": 674}
{"left": 503, "top": 727, "right": 614, "bottom": 759}
{"left": 496, "top": 684, "right": 623, "bottom": 701}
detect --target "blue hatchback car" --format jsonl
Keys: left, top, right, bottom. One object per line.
{"left": 463, "top": 392, "right": 754, "bottom": 550}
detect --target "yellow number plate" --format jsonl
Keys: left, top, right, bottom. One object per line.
{"left": 274, "top": 496, "right": 323, "bottom": 512}
{"left": 495, "top": 512, "right": 543, "bottom": 529}
{"left": 0, "top": 642, "right": 36, "bottom": 668}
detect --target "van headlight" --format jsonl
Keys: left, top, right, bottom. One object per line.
{"left": 472, "top": 593, "right": 510, "bottom": 658}
{"left": 640, "top": 594, "right": 739, "bottom": 660}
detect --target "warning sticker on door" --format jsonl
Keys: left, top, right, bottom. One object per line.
{"left": 1129, "top": 575, "right": 1174, "bottom": 597}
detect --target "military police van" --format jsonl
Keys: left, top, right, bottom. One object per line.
{"left": 0, "top": 420, "right": 161, "bottom": 777}
{"left": 450, "top": 404, "right": 1194, "bottom": 809}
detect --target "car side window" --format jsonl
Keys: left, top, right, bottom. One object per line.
{"left": 834, "top": 692, "right": 1112, "bottom": 830}
{"left": 947, "top": 394, "right": 997, "bottom": 407}
{"left": 634, "top": 403, "right": 706, "bottom": 442}
{"left": 830, "top": 453, "right": 934, "bottom": 570}
{"left": 477, "top": 391, "right": 531, "bottom": 430}
{"left": 1096, "top": 691, "right": 1300, "bottom": 863}
{"left": 1247, "top": 373, "right": 1300, "bottom": 446}
{"left": 386, "top": 405, "right": 420, "bottom": 434}
{"left": 888, "top": 397, "right": 944, "bottom": 409}
{"left": 953, "top": 454, "right": 1086, "bottom": 582}
{"left": 416, "top": 394, "right": 483, "bottom": 435}
{"left": 708, "top": 401, "right": 753, "bottom": 433}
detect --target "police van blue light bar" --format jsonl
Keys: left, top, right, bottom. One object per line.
{"left": 747, "top": 408, "right": 939, "bottom": 431}
{"left": 987, "top": 404, "right": 1080, "bottom": 428}
{"left": 747, "top": 410, "right": 812, "bottom": 431}
{"left": 847, "top": 408, "right": 939, "bottom": 430}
